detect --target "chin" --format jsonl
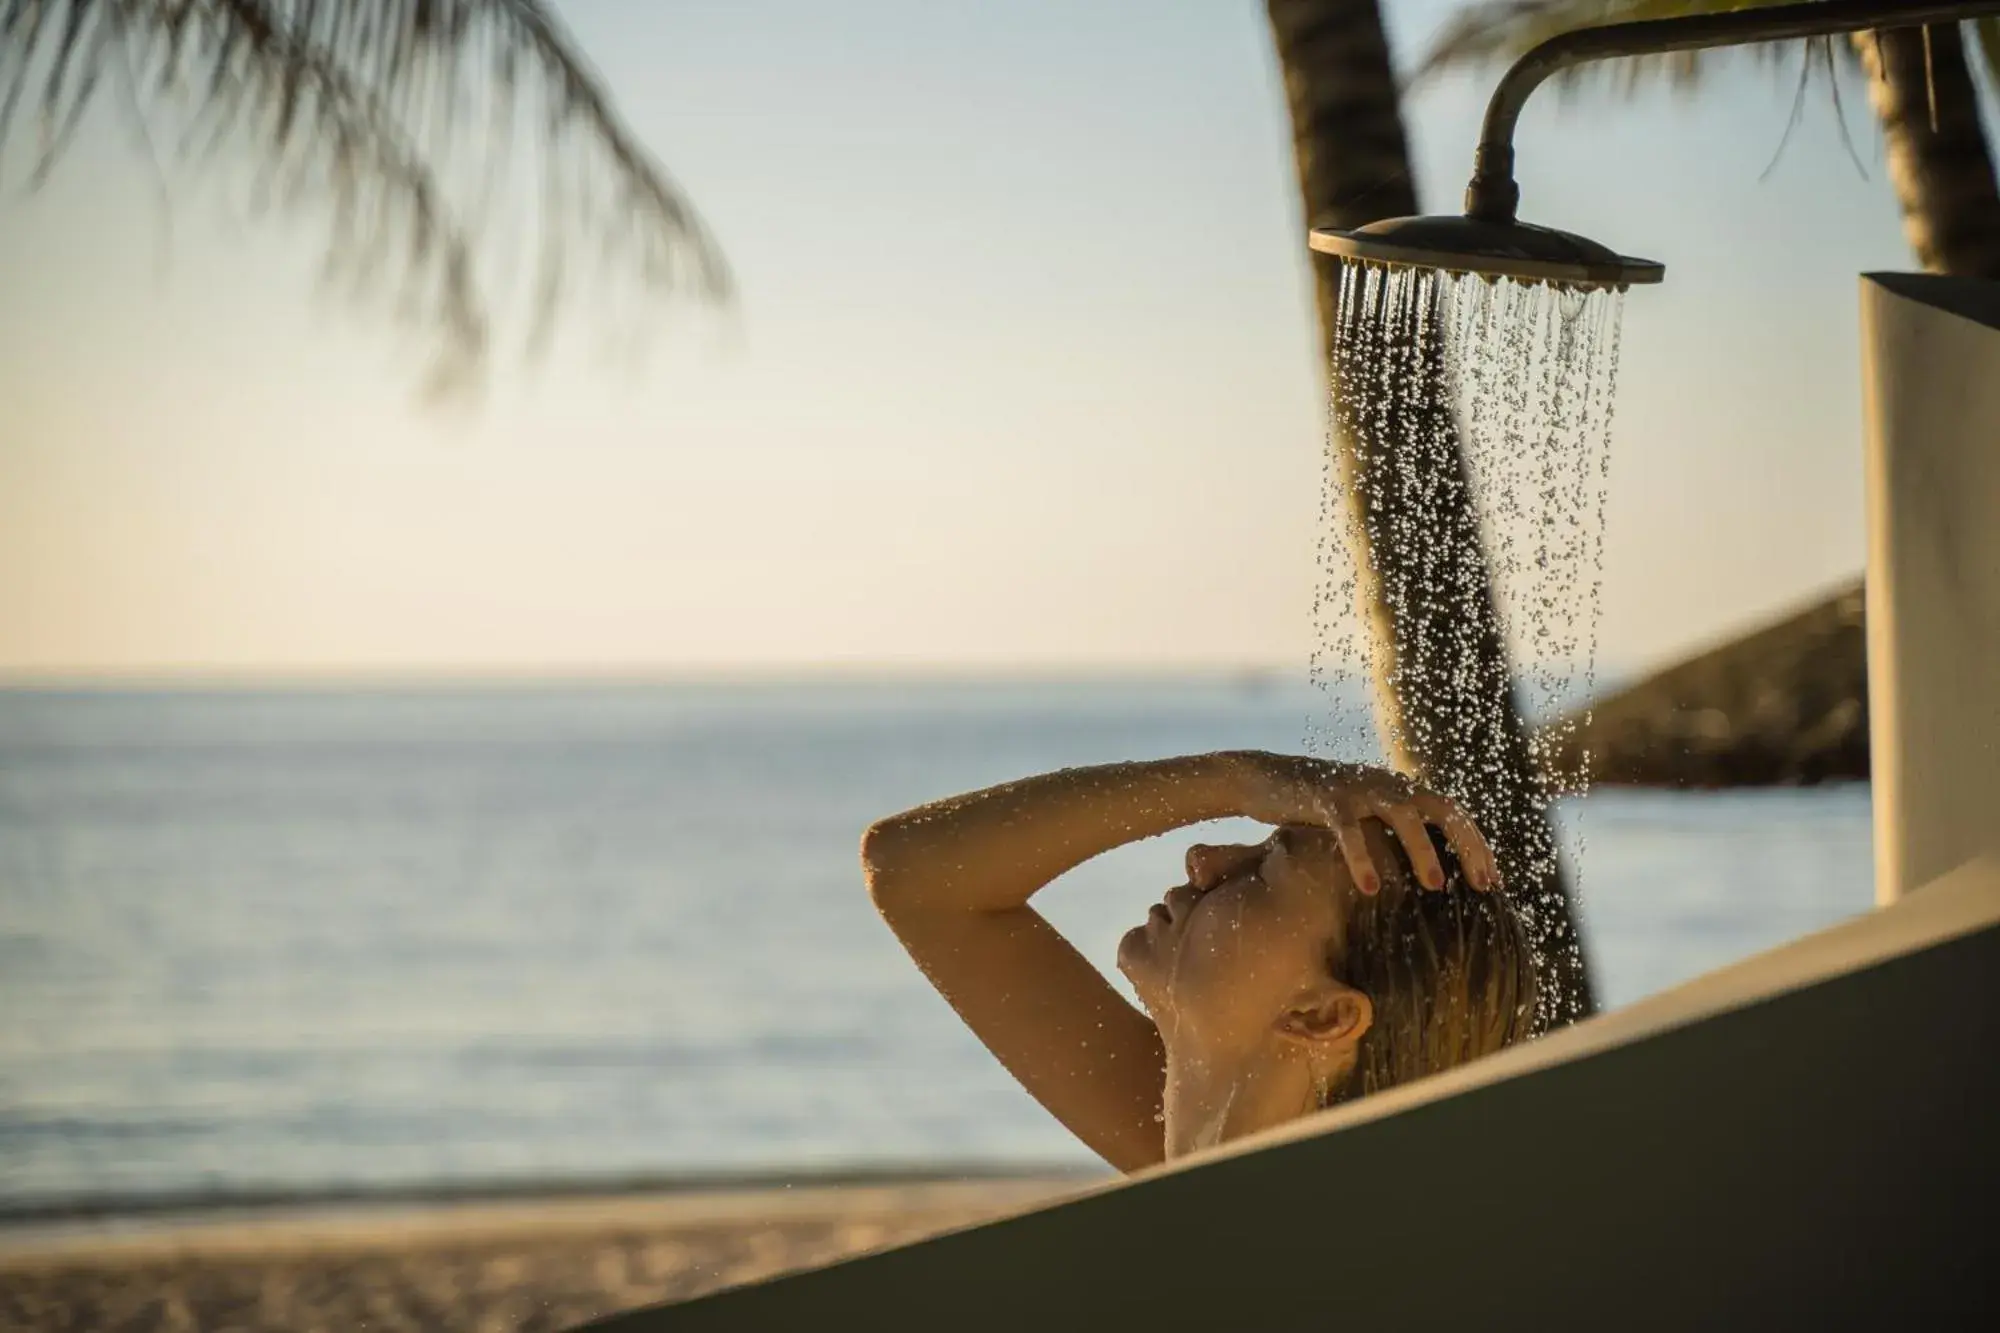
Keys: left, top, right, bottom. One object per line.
{"left": 1115, "top": 923, "right": 1151, "bottom": 975}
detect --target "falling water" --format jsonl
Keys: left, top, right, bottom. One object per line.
{"left": 1306, "top": 261, "right": 1626, "bottom": 1026}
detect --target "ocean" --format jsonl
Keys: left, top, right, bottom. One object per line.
{"left": 0, "top": 681, "right": 1874, "bottom": 1212}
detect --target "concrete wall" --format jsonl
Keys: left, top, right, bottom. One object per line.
{"left": 1861, "top": 274, "right": 2000, "bottom": 903}
{"left": 575, "top": 857, "right": 2000, "bottom": 1331}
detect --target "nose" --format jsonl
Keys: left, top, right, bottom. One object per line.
{"left": 1185, "top": 842, "right": 1258, "bottom": 889}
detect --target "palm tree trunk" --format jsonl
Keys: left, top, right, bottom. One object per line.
{"left": 1853, "top": 23, "right": 2000, "bottom": 278}
{"left": 1266, "top": 0, "right": 1597, "bottom": 1025}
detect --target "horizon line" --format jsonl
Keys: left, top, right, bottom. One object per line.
{"left": 0, "top": 660, "right": 1640, "bottom": 693}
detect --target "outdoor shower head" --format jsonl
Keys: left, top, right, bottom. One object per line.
{"left": 1311, "top": 0, "right": 2000, "bottom": 292}
{"left": 1308, "top": 213, "right": 1662, "bottom": 291}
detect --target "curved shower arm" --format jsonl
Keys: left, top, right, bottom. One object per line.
{"left": 1465, "top": 0, "right": 2000, "bottom": 222}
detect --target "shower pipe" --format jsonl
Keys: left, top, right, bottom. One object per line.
{"left": 1465, "top": 0, "right": 2000, "bottom": 225}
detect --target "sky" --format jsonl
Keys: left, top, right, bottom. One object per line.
{"left": 0, "top": 0, "right": 1941, "bottom": 679}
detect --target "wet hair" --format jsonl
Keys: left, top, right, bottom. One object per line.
{"left": 1322, "top": 826, "right": 1539, "bottom": 1106}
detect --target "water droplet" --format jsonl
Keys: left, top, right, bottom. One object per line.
{"left": 1311, "top": 262, "right": 1626, "bottom": 1026}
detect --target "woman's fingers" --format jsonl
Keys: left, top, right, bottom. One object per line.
{"left": 1325, "top": 801, "right": 1381, "bottom": 896}
{"left": 1251, "top": 760, "right": 1500, "bottom": 895}
{"left": 1372, "top": 799, "right": 1446, "bottom": 890}
{"left": 1414, "top": 791, "right": 1499, "bottom": 890}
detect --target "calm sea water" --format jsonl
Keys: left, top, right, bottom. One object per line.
{"left": 0, "top": 682, "right": 1874, "bottom": 1210}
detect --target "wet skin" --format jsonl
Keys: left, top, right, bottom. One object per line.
{"left": 864, "top": 752, "right": 1497, "bottom": 1170}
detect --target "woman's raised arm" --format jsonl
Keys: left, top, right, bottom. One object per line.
{"left": 861, "top": 752, "right": 1499, "bottom": 1171}
{"left": 861, "top": 753, "right": 1247, "bottom": 915}
{"left": 861, "top": 753, "right": 1251, "bottom": 1171}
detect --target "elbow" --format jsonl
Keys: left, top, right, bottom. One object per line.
{"left": 860, "top": 818, "right": 912, "bottom": 914}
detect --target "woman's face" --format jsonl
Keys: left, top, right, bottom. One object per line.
{"left": 1117, "top": 825, "right": 1367, "bottom": 1055}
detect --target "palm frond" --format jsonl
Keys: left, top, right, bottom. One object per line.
{"left": 1412, "top": 0, "right": 1866, "bottom": 98}
{"left": 1, "top": 0, "right": 732, "bottom": 400}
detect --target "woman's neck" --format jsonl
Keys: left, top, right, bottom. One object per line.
{"left": 1161, "top": 1040, "right": 1318, "bottom": 1158}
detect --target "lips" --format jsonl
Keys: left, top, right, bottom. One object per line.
{"left": 1155, "top": 882, "right": 1207, "bottom": 926}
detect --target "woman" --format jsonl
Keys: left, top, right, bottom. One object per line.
{"left": 861, "top": 750, "right": 1537, "bottom": 1172}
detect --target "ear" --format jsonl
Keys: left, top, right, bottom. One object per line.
{"left": 1276, "top": 981, "right": 1372, "bottom": 1051}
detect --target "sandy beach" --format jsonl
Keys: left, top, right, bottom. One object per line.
{"left": 0, "top": 1176, "right": 1089, "bottom": 1332}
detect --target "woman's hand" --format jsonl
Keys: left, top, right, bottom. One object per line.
{"left": 1221, "top": 751, "right": 1499, "bottom": 897}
